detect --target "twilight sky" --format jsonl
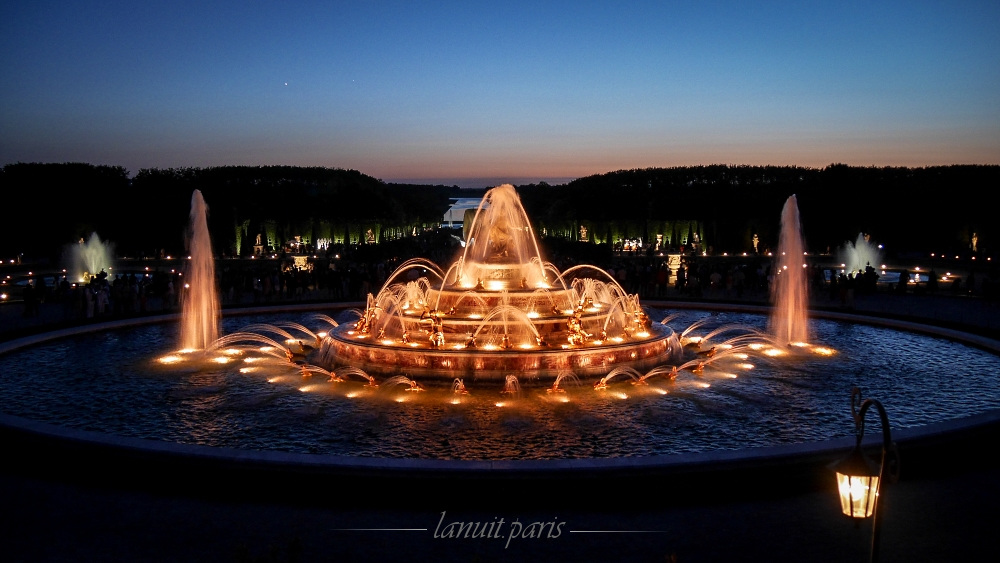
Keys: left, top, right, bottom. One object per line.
{"left": 2, "top": 1, "right": 998, "bottom": 187}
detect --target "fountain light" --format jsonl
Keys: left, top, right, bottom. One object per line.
{"left": 735, "top": 363, "right": 754, "bottom": 370}
{"left": 211, "top": 356, "right": 232, "bottom": 364}
{"left": 831, "top": 388, "right": 899, "bottom": 563}
{"left": 763, "top": 348, "right": 785, "bottom": 357}
{"left": 697, "top": 382, "right": 711, "bottom": 388}
{"left": 157, "top": 355, "right": 184, "bottom": 364}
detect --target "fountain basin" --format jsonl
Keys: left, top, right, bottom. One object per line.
{"left": 2, "top": 305, "right": 999, "bottom": 462}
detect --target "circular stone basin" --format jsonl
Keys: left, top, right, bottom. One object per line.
{"left": 1, "top": 307, "right": 998, "bottom": 461}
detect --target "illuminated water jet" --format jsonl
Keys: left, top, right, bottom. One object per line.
{"left": 65, "top": 232, "right": 115, "bottom": 283}
{"left": 180, "top": 189, "right": 220, "bottom": 351}
{"left": 839, "top": 232, "right": 883, "bottom": 276}
{"left": 768, "top": 194, "right": 809, "bottom": 346}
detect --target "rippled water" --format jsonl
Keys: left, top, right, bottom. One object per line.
{"left": 1, "top": 308, "right": 998, "bottom": 460}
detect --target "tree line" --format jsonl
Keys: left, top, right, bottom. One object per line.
{"left": 1, "top": 162, "right": 996, "bottom": 264}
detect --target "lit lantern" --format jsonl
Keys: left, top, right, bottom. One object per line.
{"left": 832, "top": 443, "right": 881, "bottom": 518}
{"left": 830, "top": 387, "right": 899, "bottom": 563}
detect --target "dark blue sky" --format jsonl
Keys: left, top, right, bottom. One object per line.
{"left": 2, "top": 1, "right": 997, "bottom": 187}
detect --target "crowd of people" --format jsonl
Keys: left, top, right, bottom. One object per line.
{"left": 9, "top": 229, "right": 998, "bottom": 328}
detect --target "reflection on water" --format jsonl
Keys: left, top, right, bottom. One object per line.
{"left": 1, "top": 310, "right": 998, "bottom": 461}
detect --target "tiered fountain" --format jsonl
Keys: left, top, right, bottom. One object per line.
{"left": 317, "top": 184, "right": 677, "bottom": 382}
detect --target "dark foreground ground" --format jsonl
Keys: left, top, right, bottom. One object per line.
{"left": 2, "top": 291, "right": 999, "bottom": 563}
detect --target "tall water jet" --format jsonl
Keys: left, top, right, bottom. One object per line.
{"left": 768, "top": 195, "right": 809, "bottom": 345}
{"left": 180, "top": 190, "right": 219, "bottom": 350}
{"left": 66, "top": 232, "right": 115, "bottom": 283}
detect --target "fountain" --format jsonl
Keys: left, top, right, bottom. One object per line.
{"left": 180, "top": 189, "right": 220, "bottom": 351}
{"left": 65, "top": 232, "right": 115, "bottom": 283}
{"left": 838, "top": 232, "right": 883, "bottom": 276}
{"left": 768, "top": 194, "right": 810, "bottom": 345}
{"left": 316, "top": 184, "right": 677, "bottom": 383}
{"left": 1, "top": 185, "right": 999, "bottom": 465}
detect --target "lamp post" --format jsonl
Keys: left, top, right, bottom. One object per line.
{"left": 831, "top": 387, "right": 900, "bottom": 563}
